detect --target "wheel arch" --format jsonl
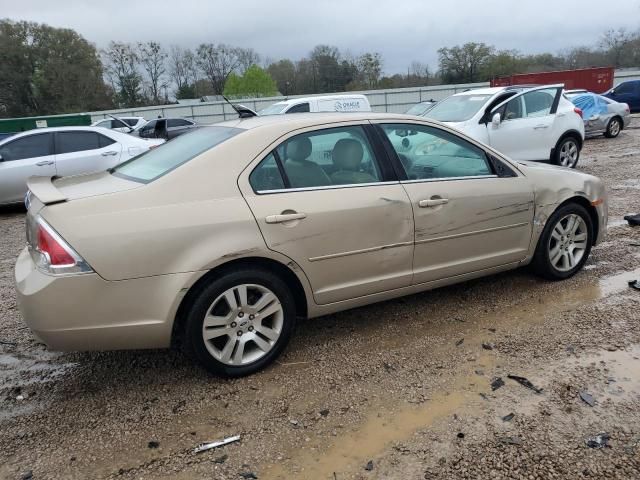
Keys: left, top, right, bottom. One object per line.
{"left": 171, "top": 257, "right": 309, "bottom": 348}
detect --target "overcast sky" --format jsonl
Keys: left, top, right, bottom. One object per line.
{"left": 4, "top": 0, "right": 640, "bottom": 73}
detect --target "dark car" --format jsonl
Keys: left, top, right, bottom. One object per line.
{"left": 136, "top": 118, "right": 198, "bottom": 140}
{"left": 0, "top": 133, "right": 14, "bottom": 141}
{"left": 603, "top": 80, "right": 640, "bottom": 113}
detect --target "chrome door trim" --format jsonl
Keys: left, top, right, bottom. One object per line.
{"left": 256, "top": 180, "right": 400, "bottom": 195}
{"left": 401, "top": 175, "right": 498, "bottom": 185}
{"left": 308, "top": 241, "right": 413, "bottom": 262}
{"left": 415, "top": 222, "right": 530, "bottom": 245}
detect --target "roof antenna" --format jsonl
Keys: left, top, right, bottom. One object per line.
{"left": 222, "top": 96, "right": 257, "bottom": 118}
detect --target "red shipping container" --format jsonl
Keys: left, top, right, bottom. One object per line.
{"left": 490, "top": 67, "right": 614, "bottom": 93}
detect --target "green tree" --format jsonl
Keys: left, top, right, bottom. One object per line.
{"left": 0, "top": 19, "right": 113, "bottom": 117}
{"left": 103, "top": 41, "right": 144, "bottom": 107}
{"left": 223, "top": 65, "right": 278, "bottom": 98}
{"left": 438, "top": 42, "right": 494, "bottom": 83}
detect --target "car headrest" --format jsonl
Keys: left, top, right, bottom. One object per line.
{"left": 332, "top": 139, "right": 364, "bottom": 171}
{"left": 286, "top": 136, "right": 312, "bottom": 162}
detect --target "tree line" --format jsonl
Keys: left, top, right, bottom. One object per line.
{"left": 1, "top": 18, "right": 639, "bottom": 118}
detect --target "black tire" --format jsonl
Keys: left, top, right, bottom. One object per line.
{"left": 531, "top": 202, "right": 593, "bottom": 280}
{"left": 183, "top": 268, "right": 296, "bottom": 377}
{"left": 604, "top": 117, "right": 622, "bottom": 138}
{"left": 552, "top": 135, "right": 581, "bottom": 168}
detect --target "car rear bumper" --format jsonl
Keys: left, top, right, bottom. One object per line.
{"left": 14, "top": 247, "right": 193, "bottom": 351}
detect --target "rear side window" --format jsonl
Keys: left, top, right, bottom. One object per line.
{"left": 57, "top": 131, "right": 101, "bottom": 154}
{"left": 99, "top": 134, "right": 116, "bottom": 148}
{"left": 0, "top": 133, "right": 53, "bottom": 161}
{"left": 123, "top": 118, "right": 139, "bottom": 126}
{"left": 167, "top": 119, "right": 192, "bottom": 127}
{"left": 249, "top": 153, "right": 285, "bottom": 192}
{"left": 113, "top": 126, "right": 242, "bottom": 183}
{"left": 286, "top": 103, "right": 310, "bottom": 114}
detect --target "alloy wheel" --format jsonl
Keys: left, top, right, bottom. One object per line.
{"left": 201, "top": 284, "right": 284, "bottom": 366}
{"left": 559, "top": 139, "right": 579, "bottom": 167}
{"left": 609, "top": 119, "right": 620, "bottom": 137}
{"left": 548, "top": 214, "right": 589, "bottom": 272}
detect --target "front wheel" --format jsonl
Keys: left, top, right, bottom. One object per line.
{"left": 552, "top": 136, "right": 581, "bottom": 168}
{"left": 184, "top": 268, "right": 296, "bottom": 377}
{"left": 604, "top": 117, "right": 621, "bottom": 138}
{"left": 531, "top": 203, "right": 593, "bottom": 280}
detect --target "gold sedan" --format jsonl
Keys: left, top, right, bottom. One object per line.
{"left": 15, "top": 113, "right": 607, "bottom": 376}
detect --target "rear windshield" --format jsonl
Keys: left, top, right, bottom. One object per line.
{"left": 112, "top": 126, "right": 242, "bottom": 183}
{"left": 426, "top": 94, "right": 491, "bottom": 122}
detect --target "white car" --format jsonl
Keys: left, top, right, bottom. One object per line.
{"left": 423, "top": 85, "right": 586, "bottom": 167}
{"left": 0, "top": 126, "right": 164, "bottom": 206}
{"left": 92, "top": 116, "right": 147, "bottom": 133}
{"left": 259, "top": 94, "right": 371, "bottom": 115}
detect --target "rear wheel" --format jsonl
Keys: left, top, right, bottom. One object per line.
{"left": 604, "top": 117, "right": 621, "bottom": 138}
{"left": 552, "top": 136, "right": 581, "bottom": 168}
{"left": 531, "top": 203, "right": 593, "bottom": 280}
{"left": 184, "top": 268, "right": 296, "bottom": 377}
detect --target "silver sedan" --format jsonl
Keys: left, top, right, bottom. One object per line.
{"left": 567, "top": 92, "right": 631, "bottom": 138}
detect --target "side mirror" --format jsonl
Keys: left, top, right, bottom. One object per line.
{"left": 491, "top": 112, "right": 502, "bottom": 128}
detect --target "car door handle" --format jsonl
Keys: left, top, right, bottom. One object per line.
{"left": 36, "top": 160, "right": 54, "bottom": 166}
{"left": 534, "top": 124, "right": 549, "bottom": 129}
{"left": 101, "top": 150, "right": 119, "bottom": 156}
{"left": 265, "top": 212, "right": 307, "bottom": 224}
{"left": 419, "top": 198, "right": 449, "bottom": 208}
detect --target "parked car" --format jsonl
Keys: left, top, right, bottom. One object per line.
{"left": 603, "top": 80, "right": 640, "bottom": 113}
{"left": 423, "top": 85, "right": 585, "bottom": 167}
{"left": 0, "top": 132, "right": 14, "bottom": 141}
{"left": 16, "top": 112, "right": 607, "bottom": 377}
{"left": 566, "top": 92, "right": 631, "bottom": 138}
{"left": 92, "top": 116, "right": 146, "bottom": 133}
{"left": 258, "top": 94, "right": 371, "bottom": 115}
{"left": 405, "top": 100, "right": 437, "bottom": 116}
{"left": 0, "top": 127, "right": 164, "bottom": 205}
{"left": 135, "top": 117, "right": 198, "bottom": 140}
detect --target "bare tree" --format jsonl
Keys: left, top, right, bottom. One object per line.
{"left": 599, "top": 28, "right": 633, "bottom": 67}
{"left": 169, "top": 45, "right": 191, "bottom": 92}
{"left": 196, "top": 43, "right": 241, "bottom": 95}
{"left": 138, "top": 41, "right": 167, "bottom": 103}
{"left": 102, "top": 41, "right": 143, "bottom": 107}
{"left": 237, "top": 48, "right": 261, "bottom": 74}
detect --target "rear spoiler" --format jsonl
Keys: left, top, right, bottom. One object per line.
{"left": 26, "top": 176, "right": 67, "bottom": 205}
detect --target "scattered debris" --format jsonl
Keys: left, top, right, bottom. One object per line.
{"left": 455, "top": 338, "right": 464, "bottom": 347}
{"left": 491, "top": 377, "right": 505, "bottom": 391}
{"left": 482, "top": 342, "right": 495, "bottom": 350}
{"left": 148, "top": 441, "right": 159, "bottom": 449}
{"left": 507, "top": 375, "right": 543, "bottom": 394}
{"left": 0, "top": 339, "right": 17, "bottom": 346}
{"left": 289, "top": 419, "right": 299, "bottom": 426}
{"left": 566, "top": 345, "right": 575, "bottom": 354}
{"left": 474, "top": 369, "right": 484, "bottom": 376}
{"left": 499, "top": 436, "right": 522, "bottom": 445}
{"left": 488, "top": 328, "right": 496, "bottom": 333}
{"left": 624, "top": 213, "right": 640, "bottom": 226}
{"left": 586, "top": 433, "right": 610, "bottom": 449}
{"left": 364, "top": 460, "right": 374, "bottom": 471}
{"left": 479, "top": 393, "right": 489, "bottom": 401}
{"left": 629, "top": 242, "right": 640, "bottom": 247}
{"left": 194, "top": 435, "right": 241, "bottom": 454}
{"left": 579, "top": 391, "right": 596, "bottom": 407}
{"left": 213, "top": 454, "right": 228, "bottom": 464}
{"left": 502, "top": 413, "right": 515, "bottom": 422}
{"left": 629, "top": 280, "right": 640, "bottom": 291}
{"left": 16, "top": 395, "right": 25, "bottom": 401}
{"left": 319, "top": 409, "right": 330, "bottom": 417}
{"left": 457, "top": 432, "right": 465, "bottom": 439}
{"left": 20, "top": 471, "right": 33, "bottom": 480}
{"left": 172, "top": 400, "right": 186, "bottom": 414}
{"left": 239, "top": 472, "right": 258, "bottom": 479}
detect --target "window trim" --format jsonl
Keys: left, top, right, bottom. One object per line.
{"left": 249, "top": 124, "right": 396, "bottom": 195}
{"left": 373, "top": 122, "right": 498, "bottom": 182}
{"left": 54, "top": 131, "right": 105, "bottom": 155}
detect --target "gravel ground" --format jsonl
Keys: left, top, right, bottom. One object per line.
{"left": 1, "top": 121, "right": 640, "bottom": 480}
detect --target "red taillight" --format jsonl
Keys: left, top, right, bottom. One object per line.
{"left": 574, "top": 107, "right": 583, "bottom": 118}
{"left": 37, "top": 224, "right": 75, "bottom": 266}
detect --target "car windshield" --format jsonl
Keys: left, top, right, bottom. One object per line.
{"left": 112, "top": 126, "right": 242, "bottom": 183}
{"left": 405, "top": 103, "right": 435, "bottom": 116}
{"left": 259, "top": 103, "right": 288, "bottom": 115}
{"left": 425, "top": 94, "right": 491, "bottom": 122}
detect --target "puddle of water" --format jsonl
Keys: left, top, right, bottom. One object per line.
{"left": 259, "top": 267, "right": 640, "bottom": 479}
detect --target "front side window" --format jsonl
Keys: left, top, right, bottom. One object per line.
{"left": 113, "top": 126, "right": 242, "bottom": 183}
{"left": 57, "top": 131, "right": 101, "bottom": 154}
{"left": 615, "top": 82, "right": 634, "bottom": 94}
{"left": 0, "top": 133, "right": 53, "bottom": 161}
{"left": 286, "top": 103, "right": 310, "bottom": 114}
{"left": 167, "top": 119, "right": 192, "bottom": 127}
{"left": 380, "top": 124, "right": 492, "bottom": 180}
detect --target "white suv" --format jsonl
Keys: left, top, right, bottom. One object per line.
{"left": 423, "top": 85, "right": 585, "bottom": 168}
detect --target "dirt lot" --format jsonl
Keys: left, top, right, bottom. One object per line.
{"left": 1, "top": 121, "right": 640, "bottom": 480}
